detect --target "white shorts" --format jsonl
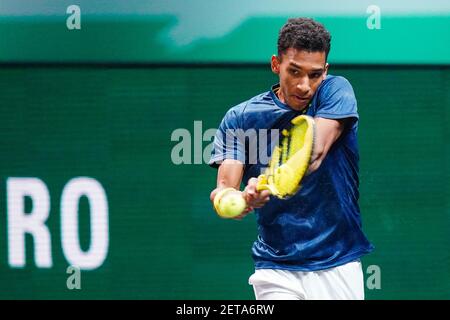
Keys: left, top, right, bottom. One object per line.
{"left": 248, "top": 260, "right": 364, "bottom": 300}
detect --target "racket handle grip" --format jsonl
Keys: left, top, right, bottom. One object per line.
{"left": 256, "top": 175, "right": 276, "bottom": 195}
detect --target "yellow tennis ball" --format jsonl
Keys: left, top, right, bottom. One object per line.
{"left": 217, "top": 192, "right": 246, "bottom": 218}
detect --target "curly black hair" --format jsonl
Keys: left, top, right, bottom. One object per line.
{"left": 278, "top": 18, "right": 331, "bottom": 60}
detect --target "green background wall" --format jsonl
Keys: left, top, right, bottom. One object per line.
{"left": 1, "top": 0, "right": 449, "bottom": 300}
{"left": 1, "top": 16, "right": 449, "bottom": 64}
{"left": 0, "top": 66, "right": 449, "bottom": 299}
{"left": 1, "top": 0, "right": 450, "bottom": 64}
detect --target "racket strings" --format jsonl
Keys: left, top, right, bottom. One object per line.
{"left": 257, "top": 115, "right": 314, "bottom": 198}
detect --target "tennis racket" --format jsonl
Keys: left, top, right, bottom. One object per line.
{"left": 214, "top": 115, "right": 315, "bottom": 218}
{"left": 256, "top": 114, "right": 315, "bottom": 199}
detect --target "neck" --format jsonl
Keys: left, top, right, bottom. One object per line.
{"left": 275, "top": 86, "right": 308, "bottom": 113}
{"left": 276, "top": 88, "right": 286, "bottom": 104}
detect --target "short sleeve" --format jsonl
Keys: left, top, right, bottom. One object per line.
{"left": 315, "top": 76, "right": 358, "bottom": 120}
{"left": 208, "top": 106, "right": 246, "bottom": 168}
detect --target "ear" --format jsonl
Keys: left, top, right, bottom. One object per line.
{"left": 271, "top": 55, "right": 280, "bottom": 74}
{"left": 323, "top": 63, "right": 329, "bottom": 80}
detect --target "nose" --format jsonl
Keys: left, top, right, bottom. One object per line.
{"left": 296, "top": 76, "right": 311, "bottom": 95}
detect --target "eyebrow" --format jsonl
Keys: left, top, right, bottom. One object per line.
{"left": 289, "top": 62, "right": 324, "bottom": 73}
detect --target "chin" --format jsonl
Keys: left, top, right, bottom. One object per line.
{"left": 290, "top": 102, "right": 308, "bottom": 111}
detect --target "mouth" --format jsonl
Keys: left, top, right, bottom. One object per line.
{"left": 292, "top": 95, "right": 310, "bottom": 103}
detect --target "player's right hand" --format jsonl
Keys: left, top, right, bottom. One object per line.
{"left": 232, "top": 178, "right": 270, "bottom": 220}
{"left": 242, "top": 177, "right": 271, "bottom": 210}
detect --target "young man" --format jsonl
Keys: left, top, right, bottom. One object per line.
{"left": 209, "top": 18, "right": 374, "bottom": 300}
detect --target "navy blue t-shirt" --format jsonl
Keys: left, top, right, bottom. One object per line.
{"left": 209, "top": 75, "right": 374, "bottom": 271}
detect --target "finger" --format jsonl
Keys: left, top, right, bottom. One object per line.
{"left": 244, "top": 189, "right": 257, "bottom": 202}
{"left": 251, "top": 190, "right": 270, "bottom": 203}
{"left": 248, "top": 177, "right": 258, "bottom": 186}
{"left": 245, "top": 190, "right": 270, "bottom": 207}
{"left": 242, "top": 190, "right": 253, "bottom": 203}
{"left": 246, "top": 184, "right": 267, "bottom": 200}
{"left": 260, "top": 190, "right": 271, "bottom": 198}
{"left": 251, "top": 196, "right": 271, "bottom": 208}
{"left": 247, "top": 178, "right": 258, "bottom": 194}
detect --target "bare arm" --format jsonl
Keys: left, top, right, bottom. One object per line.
{"left": 209, "top": 159, "right": 244, "bottom": 202}
{"left": 308, "top": 117, "right": 348, "bottom": 173}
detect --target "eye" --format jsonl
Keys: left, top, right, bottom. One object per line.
{"left": 289, "top": 69, "right": 300, "bottom": 76}
{"left": 310, "top": 73, "right": 322, "bottom": 79}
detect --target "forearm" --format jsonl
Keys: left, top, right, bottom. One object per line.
{"left": 308, "top": 145, "right": 325, "bottom": 174}
{"left": 307, "top": 117, "right": 345, "bottom": 174}
{"left": 210, "top": 159, "right": 244, "bottom": 203}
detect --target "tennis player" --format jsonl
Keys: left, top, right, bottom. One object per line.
{"left": 209, "top": 17, "right": 374, "bottom": 300}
